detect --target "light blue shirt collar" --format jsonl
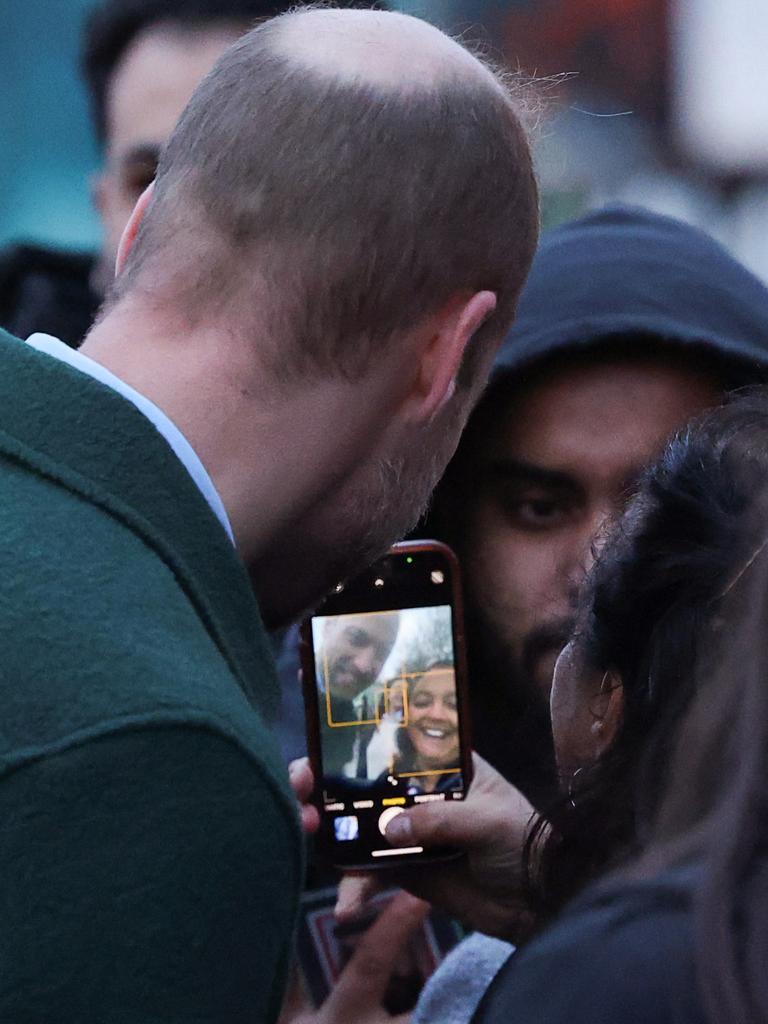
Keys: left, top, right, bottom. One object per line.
{"left": 26, "top": 333, "right": 235, "bottom": 545}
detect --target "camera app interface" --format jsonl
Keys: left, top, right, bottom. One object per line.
{"left": 312, "top": 604, "right": 465, "bottom": 844}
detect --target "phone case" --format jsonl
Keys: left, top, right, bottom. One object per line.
{"left": 300, "top": 539, "right": 473, "bottom": 870}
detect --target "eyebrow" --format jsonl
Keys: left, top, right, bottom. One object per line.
{"left": 485, "top": 456, "right": 582, "bottom": 492}
{"left": 488, "top": 455, "right": 647, "bottom": 507}
{"left": 117, "top": 143, "right": 162, "bottom": 170}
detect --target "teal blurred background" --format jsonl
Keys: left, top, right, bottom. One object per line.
{"left": 0, "top": 0, "right": 102, "bottom": 249}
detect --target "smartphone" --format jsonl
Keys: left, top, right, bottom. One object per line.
{"left": 300, "top": 540, "right": 472, "bottom": 869}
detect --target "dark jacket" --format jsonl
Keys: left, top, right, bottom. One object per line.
{"left": 0, "top": 242, "right": 99, "bottom": 346}
{"left": 473, "top": 863, "right": 705, "bottom": 1024}
{"left": 0, "top": 329, "right": 302, "bottom": 1022}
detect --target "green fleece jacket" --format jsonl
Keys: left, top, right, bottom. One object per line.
{"left": 0, "top": 329, "right": 303, "bottom": 1023}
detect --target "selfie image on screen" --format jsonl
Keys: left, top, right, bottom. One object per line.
{"left": 312, "top": 605, "right": 462, "bottom": 800}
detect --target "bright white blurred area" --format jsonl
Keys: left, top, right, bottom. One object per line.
{"left": 673, "top": 0, "right": 768, "bottom": 173}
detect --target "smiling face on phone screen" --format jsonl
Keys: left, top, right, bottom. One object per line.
{"left": 406, "top": 665, "right": 459, "bottom": 770}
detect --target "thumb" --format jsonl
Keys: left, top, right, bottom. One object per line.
{"left": 385, "top": 770, "right": 534, "bottom": 851}
{"left": 384, "top": 799, "right": 502, "bottom": 850}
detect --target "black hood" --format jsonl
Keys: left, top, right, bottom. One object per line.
{"left": 490, "top": 205, "right": 768, "bottom": 386}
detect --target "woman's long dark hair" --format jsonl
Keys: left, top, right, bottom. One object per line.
{"left": 642, "top": 509, "right": 768, "bottom": 1023}
{"left": 525, "top": 391, "right": 768, "bottom": 926}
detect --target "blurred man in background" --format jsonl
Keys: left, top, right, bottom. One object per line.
{"left": 0, "top": 0, "right": 385, "bottom": 345}
{"left": 431, "top": 205, "right": 768, "bottom": 807}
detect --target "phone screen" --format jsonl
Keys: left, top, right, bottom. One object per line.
{"left": 301, "top": 542, "right": 471, "bottom": 868}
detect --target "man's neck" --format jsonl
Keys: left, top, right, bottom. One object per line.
{"left": 80, "top": 305, "right": 384, "bottom": 575}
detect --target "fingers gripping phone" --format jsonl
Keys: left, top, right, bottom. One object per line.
{"left": 300, "top": 540, "right": 473, "bottom": 869}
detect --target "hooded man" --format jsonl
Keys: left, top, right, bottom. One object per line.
{"left": 431, "top": 205, "right": 768, "bottom": 807}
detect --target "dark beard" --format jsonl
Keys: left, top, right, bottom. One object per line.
{"left": 465, "top": 610, "right": 564, "bottom": 811}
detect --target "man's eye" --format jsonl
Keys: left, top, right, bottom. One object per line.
{"left": 123, "top": 163, "right": 158, "bottom": 198}
{"left": 412, "top": 694, "right": 431, "bottom": 709}
{"left": 505, "top": 495, "right": 574, "bottom": 530}
{"left": 346, "top": 628, "right": 370, "bottom": 648}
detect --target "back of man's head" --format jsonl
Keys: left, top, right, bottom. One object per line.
{"left": 82, "top": 0, "right": 391, "bottom": 144}
{"left": 110, "top": 6, "right": 538, "bottom": 385}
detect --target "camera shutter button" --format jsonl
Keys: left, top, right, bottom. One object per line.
{"left": 378, "top": 806, "right": 404, "bottom": 837}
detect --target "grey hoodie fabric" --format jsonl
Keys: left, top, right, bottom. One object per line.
{"left": 414, "top": 934, "right": 513, "bottom": 1024}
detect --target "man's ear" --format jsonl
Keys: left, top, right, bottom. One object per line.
{"left": 589, "top": 671, "right": 624, "bottom": 759}
{"left": 405, "top": 290, "right": 497, "bottom": 423}
{"left": 115, "top": 183, "right": 154, "bottom": 276}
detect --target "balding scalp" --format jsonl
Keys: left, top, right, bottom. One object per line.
{"left": 115, "top": 6, "right": 539, "bottom": 383}
{"left": 272, "top": 7, "right": 503, "bottom": 94}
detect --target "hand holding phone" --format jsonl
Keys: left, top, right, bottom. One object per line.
{"left": 300, "top": 541, "right": 473, "bottom": 870}
{"left": 289, "top": 753, "right": 539, "bottom": 943}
